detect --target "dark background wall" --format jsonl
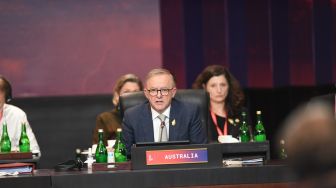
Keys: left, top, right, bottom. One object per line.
{"left": 0, "top": 0, "right": 161, "bottom": 97}
{"left": 161, "top": 0, "right": 336, "bottom": 88}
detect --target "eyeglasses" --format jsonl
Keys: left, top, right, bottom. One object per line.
{"left": 146, "top": 88, "right": 173, "bottom": 96}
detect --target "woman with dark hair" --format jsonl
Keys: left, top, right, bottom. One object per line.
{"left": 193, "top": 65, "right": 252, "bottom": 142}
{"left": 92, "top": 74, "right": 143, "bottom": 145}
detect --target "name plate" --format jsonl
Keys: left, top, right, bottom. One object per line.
{"left": 146, "top": 148, "right": 208, "bottom": 165}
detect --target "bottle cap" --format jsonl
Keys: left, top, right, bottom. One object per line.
{"left": 256, "top": 110, "right": 261, "bottom": 115}
{"left": 117, "top": 128, "right": 122, "bottom": 132}
{"left": 98, "top": 129, "right": 103, "bottom": 133}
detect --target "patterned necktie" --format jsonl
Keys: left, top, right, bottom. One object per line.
{"left": 158, "top": 114, "right": 168, "bottom": 142}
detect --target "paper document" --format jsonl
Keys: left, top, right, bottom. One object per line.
{"left": 223, "top": 156, "right": 264, "bottom": 166}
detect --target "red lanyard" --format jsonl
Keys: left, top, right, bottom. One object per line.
{"left": 0, "top": 108, "right": 3, "bottom": 122}
{"left": 210, "top": 110, "right": 228, "bottom": 136}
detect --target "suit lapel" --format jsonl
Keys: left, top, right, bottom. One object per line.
{"left": 169, "top": 99, "right": 179, "bottom": 141}
{"left": 141, "top": 102, "right": 155, "bottom": 142}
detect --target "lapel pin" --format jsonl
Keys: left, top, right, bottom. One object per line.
{"left": 234, "top": 118, "right": 240, "bottom": 126}
{"left": 172, "top": 119, "right": 176, "bottom": 126}
{"left": 228, "top": 118, "right": 234, "bottom": 125}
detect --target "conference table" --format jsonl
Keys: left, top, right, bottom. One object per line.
{"left": 0, "top": 142, "right": 297, "bottom": 187}
{"left": 0, "top": 162, "right": 296, "bottom": 188}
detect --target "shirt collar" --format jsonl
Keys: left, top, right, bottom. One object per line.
{"left": 151, "top": 106, "right": 171, "bottom": 120}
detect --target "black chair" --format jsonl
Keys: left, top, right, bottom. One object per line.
{"left": 119, "top": 89, "right": 209, "bottom": 135}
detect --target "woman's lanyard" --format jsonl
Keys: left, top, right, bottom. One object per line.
{"left": 0, "top": 108, "right": 3, "bottom": 122}
{"left": 210, "top": 110, "right": 228, "bottom": 136}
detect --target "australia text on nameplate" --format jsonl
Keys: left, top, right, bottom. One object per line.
{"left": 146, "top": 148, "right": 208, "bottom": 165}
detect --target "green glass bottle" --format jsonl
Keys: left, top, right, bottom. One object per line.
{"left": 254, "top": 110, "right": 266, "bottom": 142}
{"left": 19, "top": 123, "right": 30, "bottom": 152}
{"left": 114, "top": 128, "right": 127, "bottom": 162}
{"left": 95, "top": 129, "right": 107, "bottom": 163}
{"left": 239, "top": 112, "right": 250, "bottom": 142}
{"left": 0, "top": 122, "right": 11, "bottom": 152}
{"left": 279, "top": 139, "right": 287, "bottom": 160}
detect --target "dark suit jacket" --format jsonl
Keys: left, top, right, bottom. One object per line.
{"left": 122, "top": 98, "right": 207, "bottom": 154}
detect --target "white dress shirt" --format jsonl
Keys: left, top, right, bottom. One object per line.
{"left": 0, "top": 104, "right": 41, "bottom": 156}
{"left": 151, "top": 106, "right": 171, "bottom": 142}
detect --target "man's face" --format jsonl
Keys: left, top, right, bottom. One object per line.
{"left": 144, "top": 74, "right": 176, "bottom": 113}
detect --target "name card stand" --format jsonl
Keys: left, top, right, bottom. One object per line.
{"left": 92, "top": 161, "right": 131, "bottom": 172}
{"left": 131, "top": 142, "right": 271, "bottom": 170}
{"left": 131, "top": 144, "right": 222, "bottom": 170}
{"left": 220, "top": 141, "right": 270, "bottom": 160}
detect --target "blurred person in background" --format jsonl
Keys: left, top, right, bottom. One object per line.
{"left": 0, "top": 75, "right": 41, "bottom": 156}
{"left": 192, "top": 65, "right": 252, "bottom": 142}
{"left": 92, "top": 74, "right": 143, "bottom": 145}
{"left": 310, "top": 91, "right": 335, "bottom": 118}
{"left": 280, "top": 100, "right": 336, "bottom": 188}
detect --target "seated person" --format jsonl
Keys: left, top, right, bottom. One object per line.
{"left": 92, "top": 74, "right": 143, "bottom": 145}
{"left": 122, "top": 68, "right": 207, "bottom": 155}
{"left": 192, "top": 65, "right": 252, "bottom": 142}
{"left": 0, "top": 75, "right": 41, "bottom": 156}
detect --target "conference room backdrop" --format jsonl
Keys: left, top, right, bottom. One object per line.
{"left": 0, "top": 0, "right": 335, "bottom": 97}
{"left": 0, "top": 0, "right": 161, "bottom": 97}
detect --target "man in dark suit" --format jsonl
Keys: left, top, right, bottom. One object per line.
{"left": 122, "top": 68, "right": 207, "bottom": 155}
